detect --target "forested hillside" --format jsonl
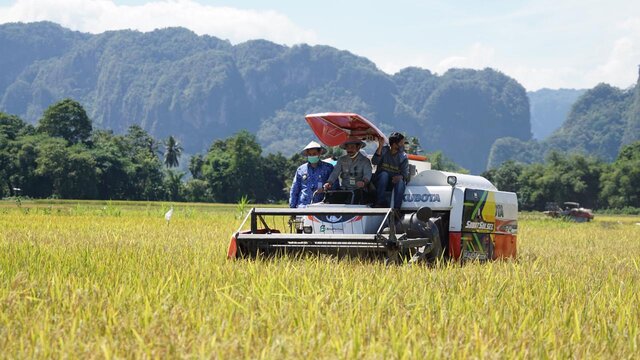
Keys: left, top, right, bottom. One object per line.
{"left": 489, "top": 76, "right": 640, "bottom": 168}
{"left": 0, "top": 21, "right": 531, "bottom": 173}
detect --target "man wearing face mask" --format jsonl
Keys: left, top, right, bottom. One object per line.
{"left": 323, "top": 138, "right": 372, "bottom": 204}
{"left": 289, "top": 141, "right": 335, "bottom": 208}
{"left": 372, "top": 132, "right": 409, "bottom": 209}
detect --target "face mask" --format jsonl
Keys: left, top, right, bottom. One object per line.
{"left": 308, "top": 156, "right": 320, "bottom": 164}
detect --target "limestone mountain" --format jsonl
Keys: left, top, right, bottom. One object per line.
{"left": 488, "top": 78, "right": 639, "bottom": 168}
{"left": 0, "top": 21, "right": 533, "bottom": 173}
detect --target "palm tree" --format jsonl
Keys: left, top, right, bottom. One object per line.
{"left": 163, "top": 136, "right": 183, "bottom": 168}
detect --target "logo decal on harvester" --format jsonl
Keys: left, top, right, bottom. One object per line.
{"left": 465, "top": 221, "right": 495, "bottom": 231}
{"left": 403, "top": 194, "right": 441, "bottom": 202}
{"left": 316, "top": 215, "right": 356, "bottom": 223}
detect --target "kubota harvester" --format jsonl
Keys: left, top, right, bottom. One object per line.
{"left": 227, "top": 113, "right": 518, "bottom": 263}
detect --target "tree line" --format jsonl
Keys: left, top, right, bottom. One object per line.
{"left": 482, "top": 142, "right": 640, "bottom": 212}
{"left": 2, "top": 98, "right": 639, "bottom": 211}
{"left": 0, "top": 99, "right": 301, "bottom": 203}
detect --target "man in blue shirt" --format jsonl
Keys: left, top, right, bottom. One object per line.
{"left": 289, "top": 141, "right": 335, "bottom": 208}
{"left": 372, "top": 132, "right": 409, "bottom": 209}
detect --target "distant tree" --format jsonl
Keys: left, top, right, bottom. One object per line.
{"left": 129, "top": 153, "right": 165, "bottom": 201}
{"left": 164, "top": 170, "right": 184, "bottom": 201}
{"left": 600, "top": 141, "right": 640, "bottom": 208}
{"left": 262, "top": 153, "right": 292, "bottom": 202}
{"left": 481, "top": 160, "right": 524, "bottom": 194}
{"left": 37, "top": 99, "right": 92, "bottom": 145}
{"left": 126, "top": 125, "right": 158, "bottom": 157}
{"left": 0, "top": 113, "right": 35, "bottom": 196}
{"left": 616, "top": 140, "right": 640, "bottom": 162}
{"left": 124, "top": 126, "right": 164, "bottom": 200}
{"left": 1, "top": 112, "right": 33, "bottom": 140}
{"left": 516, "top": 163, "right": 546, "bottom": 210}
{"left": 542, "top": 151, "right": 604, "bottom": 209}
{"left": 0, "top": 137, "right": 11, "bottom": 197}
{"left": 202, "top": 130, "right": 265, "bottom": 202}
{"left": 428, "top": 151, "right": 468, "bottom": 173}
{"left": 163, "top": 136, "right": 183, "bottom": 168}
{"left": 0, "top": 113, "right": 26, "bottom": 196}
{"left": 182, "top": 179, "right": 211, "bottom": 202}
{"left": 90, "top": 130, "right": 132, "bottom": 199}
{"left": 2, "top": 134, "right": 55, "bottom": 198}
{"left": 189, "top": 154, "right": 204, "bottom": 179}
{"left": 35, "top": 139, "right": 98, "bottom": 199}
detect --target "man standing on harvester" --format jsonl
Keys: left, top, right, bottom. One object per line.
{"left": 289, "top": 141, "right": 334, "bottom": 208}
{"left": 372, "top": 132, "right": 408, "bottom": 209}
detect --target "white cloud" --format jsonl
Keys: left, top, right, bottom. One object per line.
{"left": 585, "top": 37, "right": 640, "bottom": 89}
{"left": 501, "top": 66, "right": 583, "bottom": 91}
{"left": 436, "top": 43, "right": 496, "bottom": 73}
{"left": 370, "top": 43, "right": 497, "bottom": 76}
{"left": 0, "top": 0, "right": 317, "bottom": 45}
{"left": 430, "top": 44, "right": 582, "bottom": 90}
{"left": 372, "top": 53, "right": 435, "bottom": 75}
{"left": 374, "top": 37, "right": 638, "bottom": 91}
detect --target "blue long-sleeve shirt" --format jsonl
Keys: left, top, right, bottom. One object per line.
{"left": 289, "top": 161, "right": 335, "bottom": 208}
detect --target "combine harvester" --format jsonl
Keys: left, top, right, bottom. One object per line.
{"left": 228, "top": 113, "right": 518, "bottom": 263}
{"left": 543, "top": 202, "right": 594, "bottom": 222}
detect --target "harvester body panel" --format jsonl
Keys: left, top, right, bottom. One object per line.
{"left": 302, "top": 204, "right": 385, "bottom": 235}
{"left": 453, "top": 187, "right": 518, "bottom": 261}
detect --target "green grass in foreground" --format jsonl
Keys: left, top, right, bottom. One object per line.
{"left": 0, "top": 201, "right": 639, "bottom": 358}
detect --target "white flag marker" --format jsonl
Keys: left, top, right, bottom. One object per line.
{"left": 165, "top": 207, "right": 174, "bottom": 224}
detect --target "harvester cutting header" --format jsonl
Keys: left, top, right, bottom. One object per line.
{"left": 228, "top": 113, "right": 518, "bottom": 263}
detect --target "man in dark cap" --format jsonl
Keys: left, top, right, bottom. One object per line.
{"left": 372, "top": 132, "right": 409, "bottom": 209}
{"left": 323, "top": 137, "right": 373, "bottom": 203}
{"left": 289, "top": 141, "right": 335, "bottom": 208}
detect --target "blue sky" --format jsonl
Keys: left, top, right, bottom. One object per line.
{"left": 1, "top": 0, "right": 639, "bottom": 91}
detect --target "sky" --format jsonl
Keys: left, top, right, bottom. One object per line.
{"left": 1, "top": 0, "right": 639, "bottom": 91}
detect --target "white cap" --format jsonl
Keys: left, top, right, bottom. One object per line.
{"left": 301, "top": 141, "right": 327, "bottom": 156}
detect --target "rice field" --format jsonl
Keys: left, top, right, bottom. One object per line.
{"left": 0, "top": 200, "right": 639, "bottom": 359}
